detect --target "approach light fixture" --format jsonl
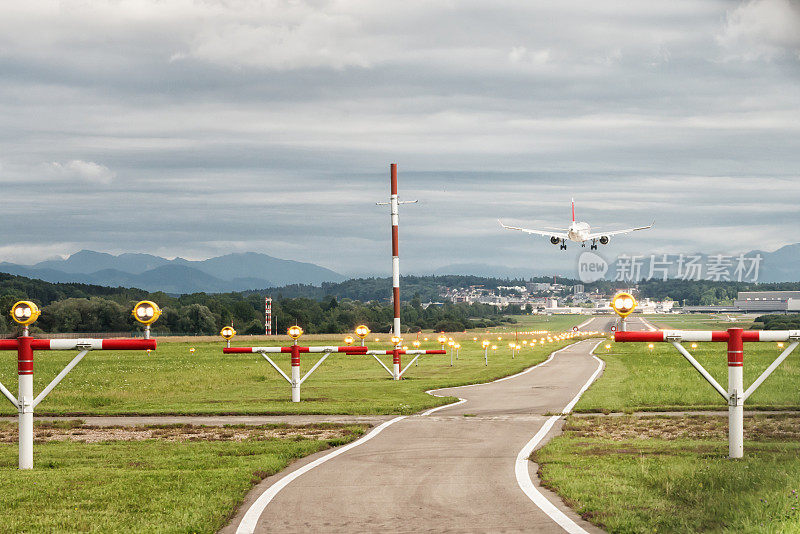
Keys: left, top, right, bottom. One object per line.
{"left": 287, "top": 325, "right": 303, "bottom": 340}
{"left": 10, "top": 301, "right": 40, "bottom": 326}
{"left": 611, "top": 292, "right": 637, "bottom": 318}
{"left": 132, "top": 301, "right": 161, "bottom": 325}
{"left": 355, "top": 325, "right": 370, "bottom": 340}
{"left": 220, "top": 326, "right": 236, "bottom": 340}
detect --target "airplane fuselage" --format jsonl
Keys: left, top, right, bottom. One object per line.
{"left": 567, "top": 221, "right": 591, "bottom": 243}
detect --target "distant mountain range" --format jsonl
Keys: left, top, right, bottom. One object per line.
{"left": 0, "top": 250, "right": 345, "bottom": 294}
{"left": 0, "top": 242, "right": 796, "bottom": 295}
{"left": 430, "top": 243, "right": 800, "bottom": 283}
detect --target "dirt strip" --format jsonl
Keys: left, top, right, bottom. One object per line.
{"left": 0, "top": 414, "right": 392, "bottom": 427}
{"left": 0, "top": 420, "right": 368, "bottom": 444}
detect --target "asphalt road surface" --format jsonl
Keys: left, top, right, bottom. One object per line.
{"left": 223, "top": 316, "right": 650, "bottom": 533}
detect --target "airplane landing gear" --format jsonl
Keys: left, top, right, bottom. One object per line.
{"left": 591, "top": 239, "right": 598, "bottom": 250}
{"left": 560, "top": 240, "right": 567, "bottom": 250}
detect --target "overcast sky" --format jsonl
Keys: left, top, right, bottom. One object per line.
{"left": 0, "top": 0, "right": 798, "bottom": 276}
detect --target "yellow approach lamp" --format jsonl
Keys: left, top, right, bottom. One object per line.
{"left": 132, "top": 300, "right": 161, "bottom": 339}
{"left": 611, "top": 292, "right": 636, "bottom": 332}
{"left": 287, "top": 325, "right": 304, "bottom": 344}
{"left": 11, "top": 301, "right": 40, "bottom": 335}
{"left": 220, "top": 326, "right": 236, "bottom": 348}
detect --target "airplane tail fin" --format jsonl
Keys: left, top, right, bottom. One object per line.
{"left": 571, "top": 198, "right": 575, "bottom": 222}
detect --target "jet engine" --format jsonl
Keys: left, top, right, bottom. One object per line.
{"left": 599, "top": 236, "right": 609, "bottom": 245}
{"left": 550, "top": 236, "right": 560, "bottom": 245}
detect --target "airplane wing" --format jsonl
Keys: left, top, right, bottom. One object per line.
{"left": 498, "top": 219, "right": 568, "bottom": 239}
{"left": 586, "top": 220, "right": 654, "bottom": 240}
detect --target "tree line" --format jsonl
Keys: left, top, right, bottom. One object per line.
{"left": 2, "top": 271, "right": 800, "bottom": 335}
{"left": 0, "top": 273, "right": 511, "bottom": 335}
{"left": 755, "top": 314, "right": 800, "bottom": 330}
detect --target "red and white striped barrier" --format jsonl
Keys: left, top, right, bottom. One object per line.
{"left": 616, "top": 330, "right": 800, "bottom": 343}
{"left": 224, "top": 345, "right": 368, "bottom": 402}
{"left": 0, "top": 336, "right": 156, "bottom": 470}
{"left": 224, "top": 346, "right": 366, "bottom": 354}
{"left": 615, "top": 328, "right": 800, "bottom": 458}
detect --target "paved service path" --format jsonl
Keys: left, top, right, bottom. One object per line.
{"left": 224, "top": 317, "right": 623, "bottom": 534}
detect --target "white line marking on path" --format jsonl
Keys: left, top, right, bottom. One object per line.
{"left": 421, "top": 343, "right": 583, "bottom": 416}
{"left": 639, "top": 316, "right": 657, "bottom": 331}
{"left": 514, "top": 341, "right": 605, "bottom": 534}
{"left": 235, "top": 340, "right": 597, "bottom": 533}
{"left": 576, "top": 317, "right": 594, "bottom": 329}
{"left": 235, "top": 415, "right": 406, "bottom": 534}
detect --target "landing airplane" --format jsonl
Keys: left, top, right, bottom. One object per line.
{"left": 499, "top": 199, "right": 653, "bottom": 250}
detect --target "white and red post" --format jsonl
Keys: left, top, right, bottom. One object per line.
{"left": 727, "top": 328, "right": 744, "bottom": 458}
{"left": 18, "top": 337, "right": 33, "bottom": 470}
{"left": 390, "top": 163, "right": 401, "bottom": 336}
{"left": 265, "top": 297, "right": 273, "bottom": 336}
{"left": 616, "top": 328, "right": 799, "bottom": 459}
{"left": 377, "top": 163, "right": 417, "bottom": 336}
{"left": 392, "top": 343, "right": 401, "bottom": 380}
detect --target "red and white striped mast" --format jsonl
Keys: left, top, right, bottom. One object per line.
{"left": 377, "top": 163, "right": 417, "bottom": 336}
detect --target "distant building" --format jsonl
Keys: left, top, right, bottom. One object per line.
{"left": 734, "top": 291, "right": 800, "bottom": 313}
{"left": 527, "top": 283, "right": 552, "bottom": 292}
{"left": 573, "top": 284, "right": 584, "bottom": 294}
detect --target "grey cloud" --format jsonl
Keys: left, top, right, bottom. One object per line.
{"left": 0, "top": 1, "right": 797, "bottom": 276}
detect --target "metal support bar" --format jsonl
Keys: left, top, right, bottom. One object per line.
{"left": 371, "top": 354, "right": 394, "bottom": 377}
{"left": 398, "top": 354, "right": 421, "bottom": 378}
{"left": 0, "top": 380, "right": 17, "bottom": 408}
{"left": 32, "top": 350, "right": 89, "bottom": 409}
{"left": 260, "top": 352, "right": 293, "bottom": 384}
{"left": 742, "top": 341, "right": 799, "bottom": 402}
{"left": 298, "top": 352, "right": 331, "bottom": 386}
{"left": 671, "top": 342, "right": 729, "bottom": 401}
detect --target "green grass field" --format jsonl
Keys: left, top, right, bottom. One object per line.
{"left": 577, "top": 340, "right": 800, "bottom": 412}
{"left": 646, "top": 313, "right": 756, "bottom": 331}
{"left": 536, "top": 415, "right": 800, "bottom": 533}
{"left": 0, "top": 422, "right": 365, "bottom": 533}
{"left": 0, "top": 334, "right": 583, "bottom": 416}
{"left": 485, "top": 314, "right": 588, "bottom": 333}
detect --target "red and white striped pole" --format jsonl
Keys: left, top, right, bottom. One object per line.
{"left": 265, "top": 297, "right": 273, "bottom": 336}
{"left": 17, "top": 336, "right": 33, "bottom": 470}
{"left": 727, "top": 328, "right": 744, "bottom": 458}
{"left": 390, "top": 163, "right": 401, "bottom": 336}
{"left": 392, "top": 347, "right": 401, "bottom": 380}
{"left": 290, "top": 344, "right": 301, "bottom": 402}
{"left": 377, "top": 164, "right": 417, "bottom": 336}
